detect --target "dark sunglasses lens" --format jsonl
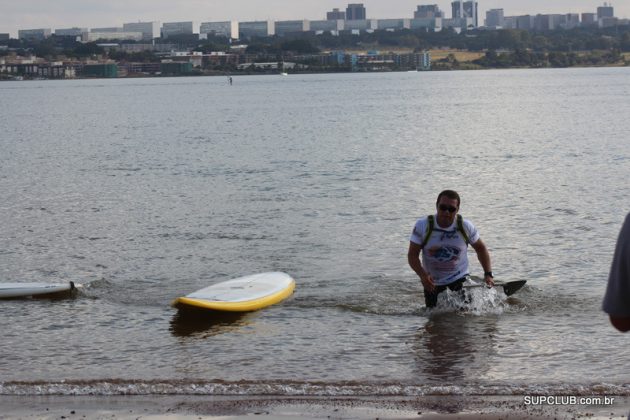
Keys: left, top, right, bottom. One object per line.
{"left": 439, "top": 205, "right": 457, "bottom": 213}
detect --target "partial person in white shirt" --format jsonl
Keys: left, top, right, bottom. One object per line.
{"left": 603, "top": 213, "right": 630, "bottom": 332}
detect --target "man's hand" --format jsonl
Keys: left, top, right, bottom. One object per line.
{"left": 421, "top": 272, "right": 436, "bottom": 292}
{"left": 484, "top": 274, "right": 495, "bottom": 287}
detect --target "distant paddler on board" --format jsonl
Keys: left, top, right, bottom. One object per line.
{"left": 407, "top": 189, "right": 497, "bottom": 308}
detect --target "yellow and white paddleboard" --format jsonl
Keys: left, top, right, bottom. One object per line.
{"left": 173, "top": 272, "right": 295, "bottom": 312}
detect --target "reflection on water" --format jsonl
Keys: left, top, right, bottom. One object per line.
{"left": 169, "top": 309, "right": 253, "bottom": 338}
{"left": 413, "top": 311, "right": 498, "bottom": 383}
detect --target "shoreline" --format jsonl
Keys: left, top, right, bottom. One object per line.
{"left": 1, "top": 395, "right": 628, "bottom": 419}
{"left": 1, "top": 61, "right": 628, "bottom": 82}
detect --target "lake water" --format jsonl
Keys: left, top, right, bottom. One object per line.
{"left": 0, "top": 68, "right": 629, "bottom": 397}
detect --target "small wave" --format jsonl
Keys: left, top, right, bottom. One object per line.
{"left": 1, "top": 379, "right": 628, "bottom": 397}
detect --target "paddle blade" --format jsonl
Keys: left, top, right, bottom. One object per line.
{"left": 501, "top": 280, "right": 527, "bottom": 296}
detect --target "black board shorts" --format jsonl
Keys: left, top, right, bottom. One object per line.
{"left": 424, "top": 276, "right": 468, "bottom": 308}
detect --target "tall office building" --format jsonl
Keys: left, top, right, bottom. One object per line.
{"left": 414, "top": 5, "right": 444, "bottom": 19}
{"left": 327, "top": 8, "right": 346, "bottom": 20}
{"left": 200, "top": 21, "right": 238, "bottom": 39}
{"left": 346, "top": 4, "right": 367, "bottom": 20}
{"left": 451, "top": 1, "right": 478, "bottom": 27}
{"left": 18, "top": 28, "right": 52, "bottom": 41}
{"left": 485, "top": 9, "right": 504, "bottom": 27}
{"left": 597, "top": 4, "right": 614, "bottom": 18}
{"left": 161, "top": 22, "right": 194, "bottom": 38}
{"left": 55, "top": 27, "right": 88, "bottom": 37}
{"left": 91, "top": 27, "right": 123, "bottom": 33}
{"left": 239, "top": 21, "right": 274, "bottom": 38}
{"left": 122, "top": 22, "right": 160, "bottom": 40}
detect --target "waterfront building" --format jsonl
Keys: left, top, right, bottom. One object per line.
{"left": 410, "top": 18, "right": 442, "bottom": 31}
{"left": 310, "top": 20, "right": 344, "bottom": 33}
{"left": 83, "top": 63, "right": 118, "bottom": 78}
{"left": 83, "top": 32, "right": 144, "bottom": 42}
{"left": 239, "top": 21, "right": 274, "bottom": 38}
{"left": 414, "top": 5, "right": 444, "bottom": 19}
{"left": 200, "top": 21, "right": 238, "bottom": 39}
{"left": 275, "top": 20, "right": 310, "bottom": 36}
{"left": 485, "top": 9, "right": 504, "bottom": 28}
{"left": 327, "top": 8, "right": 346, "bottom": 20}
{"left": 451, "top": 1, "right": 478, "bottom": 27}
{"left": 377, "top": 19, "right": 410, "bottom": 31}
{"left": 122, "top": 22, "right": 160, "bottom": 40}
{"left": 18, "top": 28, "right": 52, "bottom": 41}
{"left": 597, "top": 4, "right": 614, "bottom": 18}
{"left": 161, "top": 21, "right": 195, "bottom": 38}
{"left": 346, "top": 4, "right": 367, "bottom": 20}
{"left": 55, "top": 27, "right": 88, "bottom": 37}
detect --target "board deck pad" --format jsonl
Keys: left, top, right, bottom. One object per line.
{"left": 173, "top": 272, "right": 295, "bottom": 312}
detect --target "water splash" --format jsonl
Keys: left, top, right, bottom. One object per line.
{"left": 429, "top": 282, "right": 508, "bottom": 316}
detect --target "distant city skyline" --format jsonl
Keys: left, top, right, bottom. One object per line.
{"left": 2, "top": 1, "right": 628, "bottom": 37}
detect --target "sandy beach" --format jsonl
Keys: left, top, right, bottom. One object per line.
{"left": 1, "top": 395, "right": 628, "bottom": 419}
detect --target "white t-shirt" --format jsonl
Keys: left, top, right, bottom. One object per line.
{"left": 410, "top": 215, "right": 480, "bottom": 286}
{"left": 603, "top": 213, "right": 630, "bottom": 316}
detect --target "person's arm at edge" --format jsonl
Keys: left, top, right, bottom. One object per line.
{"left": 408, "top": 241, "right": 435, "bottom": 292}
{"left": 471, "top": 238, "right": 494, "bottom": 286}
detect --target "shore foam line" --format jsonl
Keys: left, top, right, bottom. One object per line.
{"left": 1, "top": 380, "right": 628, "bottom": 397}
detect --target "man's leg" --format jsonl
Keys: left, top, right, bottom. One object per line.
{"left": 424, "top": 285, "right": 447, "bottom": 308}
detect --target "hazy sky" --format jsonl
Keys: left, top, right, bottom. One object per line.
{"left": 1, "top": 1, "right": 628, "bottom": 37}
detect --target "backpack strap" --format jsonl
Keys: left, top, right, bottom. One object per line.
{"left": 423, "top": 215, "right": 435, "bottom": 245}
{"left": 456, "top": 214, "right": 470, "bottom": 245}
{"left": 424, "top": 214, "right": 470, "bottom": 245}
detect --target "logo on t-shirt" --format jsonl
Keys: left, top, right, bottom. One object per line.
{"left": 428, "top": 245, "right": 460, "bottom": 263}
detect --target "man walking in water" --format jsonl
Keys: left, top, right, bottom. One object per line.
{"left": 408, "top": 190, "right": 494, "bottom": 308}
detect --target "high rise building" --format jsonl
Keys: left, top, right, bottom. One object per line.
{"left": 346, "top": 4, "right": 367, "bottom": 20}
{"left": 327, "top": 8, "right": 346, "bottom": 20}
{"left": 414, "top": 5, "right": 444, "bottom": 19}
{"left": 485, "top": 9, "right": 504, "bottom": 28}
{"left": 597, "top": 3, "right": 614, "bottom": 18}
{"left": 451, "top": 1, "right": 478, "bottom": 27}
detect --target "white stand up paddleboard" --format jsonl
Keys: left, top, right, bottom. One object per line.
{"left": 173, "top": 272, "right": 295, "bottom": 312}
{"left": 0, "top": 282, "right": 77, "bottom": 299}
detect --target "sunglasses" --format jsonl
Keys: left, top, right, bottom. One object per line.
{"left": 438, "top": 204, "right": 458, "bottom": 213}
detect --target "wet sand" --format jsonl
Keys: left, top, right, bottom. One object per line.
{"left": 1, "top": 395, "right": 627, "bottom": 419}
